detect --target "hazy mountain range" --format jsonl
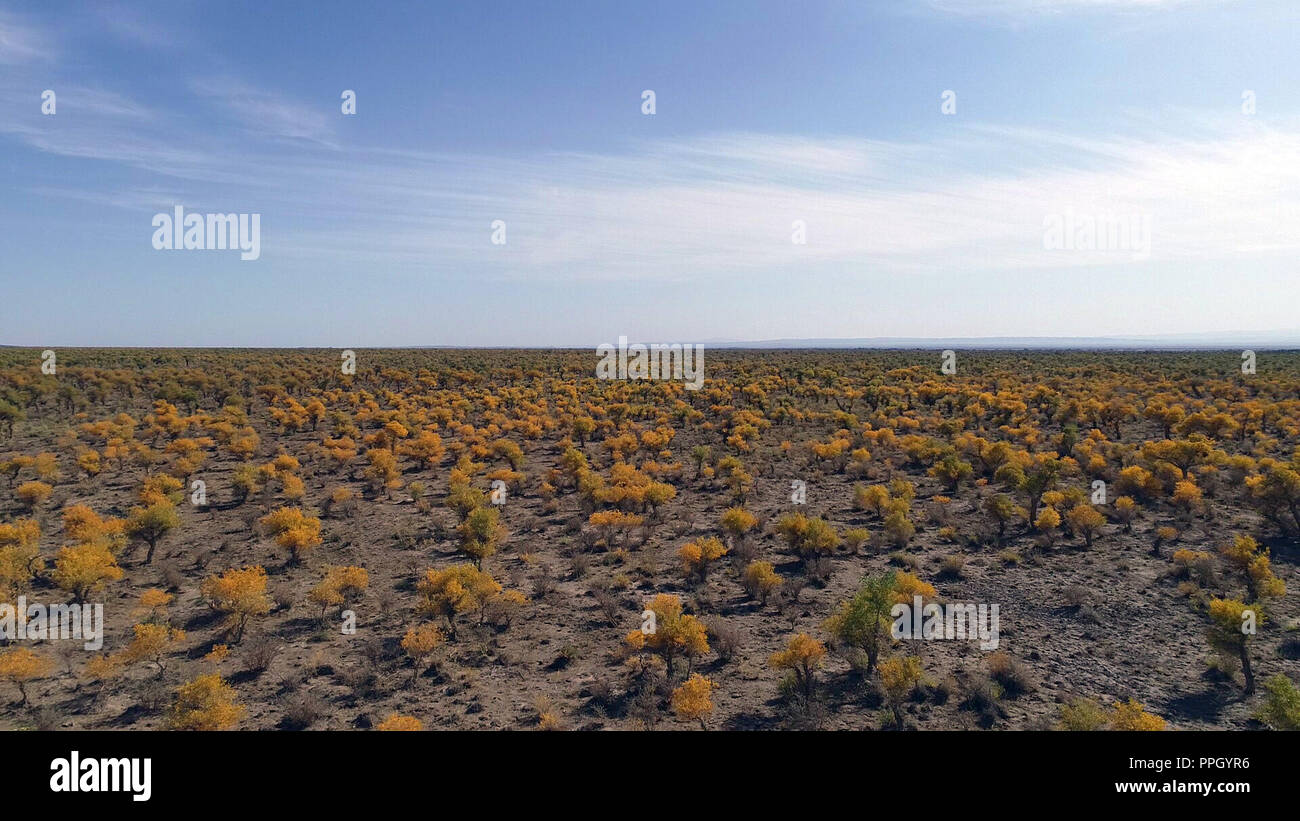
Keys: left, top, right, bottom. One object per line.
{"left": 695, "top": 330, "right": 1300, "bottom": 350}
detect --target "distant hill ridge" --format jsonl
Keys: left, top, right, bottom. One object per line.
{"left": 697, "top": 331, "right": 1300, "bottom": 350}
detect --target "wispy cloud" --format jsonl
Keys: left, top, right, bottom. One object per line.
{"left": 148, "top": 118, "right": 1300, "bottom": 281}
{"left": 190, "top": 78, "right": 338, "bottom": 148}
{"left": 1, "top": 6, "right": 1291, "bottom": 289}
{"left": 9, "top": 99, "right": 1297, "bottom": 281}
{"left": 0, "top": 10, "right": 51, "bottom": 64}
{"left": 94, "top": 3, "right": 186, "bottom": 50}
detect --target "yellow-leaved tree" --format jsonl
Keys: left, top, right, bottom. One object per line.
{"left": 769, "top": 633, "right": 826, "bottom": 700}
{"left": 1109, "top": 699, "right": 1166, "bottom": 731}
{"left": 742, "top": 561, "right": 782, "bottom": 605}
{"left": 168, "top": 674, "right": 244, "bottom": 730}
{"left": 126, "top": 502, "right": 180, "bottom": 563}
{"left": 400, "top": 623, "right": 445, "bottom": 684}
{"left": 625, "top": 593, "right": 709, "bottom": 678}
{"left": 0, "top": 519, "right": 42, "bottom": 601}
{"left": 51, "top": 543, "right": 123, "bottom": 603}
{"left": 308, "top": 565, "right": 368, "bottom": 622}
{"left": 259, "top": 507, "right": 322, "bottom": 564}
{"left": 878, "top": 655, "right": 924, "bottom": 728}
{"left": 677, "top": 536, "right": 727, "bottom": 582}
{"left": 671, "top": 673, "right": 715, "bottom": 729}
{"left": 377, "top": 713, "right": 423, "bottom": 731}
{"left": 0, "top": 647, "right": 53, "bottom": 705}
{"left": 118, "top": 622, "right": 187, "bottom": 674}
{"left": 200, "top": 565, "right": 272, "bottom": 642}
{"left": 416, "top": 563, "right": 505, "bottom": 640}
{"left": 1207, "top": 597, "right": 1261, "bottom": 695}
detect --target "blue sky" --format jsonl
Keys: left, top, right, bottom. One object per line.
{"left": 1, "top": 0, "right": 1298, "bottom": 346}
